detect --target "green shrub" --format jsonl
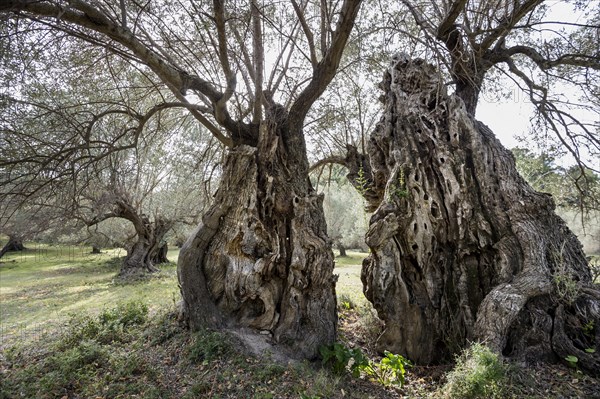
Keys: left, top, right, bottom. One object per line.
{"left": 148, "top": 311, "right": 182, "bottom": 345}
{"left": 320, "top": 343, "right": 411, "bottom": 387}
{"left": 441, "top": 343, "right": 508, "bottom": 399}
{"left": 32, "top": 340, "right": 109, "bottom": 397}
{"left": 100, "top": 300, "right": 148, "bottom": 327}
{"left": 54, "top": 339, "right": 109, "bottom": 371}
{"left": 61, "top": 300, "right": 148, "bottom": 345}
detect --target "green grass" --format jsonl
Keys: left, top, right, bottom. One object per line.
{"left": 0, "top": 244, "right": 180, "bottom": 346}
{"left": 439, "top": 343, "right": 509, "bottom": 399}
{"left": 2, "top": 244, "right": 598, "bottom": 398}
{"left": 334, "top": 250, "right": 368, "bottom": 307}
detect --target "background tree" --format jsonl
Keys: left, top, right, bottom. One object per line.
{"left": 317, "top": 168, "right": 369, "bottom": 256}
{"left": 0, "top": 29, "right": 217, "bottom": 272}
{"left": 513, "top": 147, "right": 600, "bottom": 255}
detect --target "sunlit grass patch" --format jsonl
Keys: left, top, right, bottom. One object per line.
{"left": 0, "top": 244, "right": 180, "bottom": 347}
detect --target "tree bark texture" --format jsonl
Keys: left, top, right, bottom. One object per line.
{"left": 360, "top": 56, "right": 599, "bottom": 374}
{"left": 178, "top": 120, "right": 337, "bottom": 359}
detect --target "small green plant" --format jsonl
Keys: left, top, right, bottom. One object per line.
{"left": 553, "top": 272, "right": 579, "bottom": 305}
{"left": 565, "top": 354, "right": 579, "bottom": 368}
{"left": 551, "top": 243, "right": 580, "bottom": 305}
{"left": 355, "top": 166, "right": 370, "bottom": 196}
{"left": 388, "top": 168, "right": 408, "bottom": 200}
{"left": 338, "top": 293, "right": 356, "bottom": 311}
{"left": 319, "top": 343, "right": 367, "bottom": 376}
{"left": 320, "top": 343, "right": 410, "bottom": 387}
{"left": 360, "top": 351, "right": 411, "bottom": 387}
{"left": 441, "top": 343, "right": 508, "bottom": 399}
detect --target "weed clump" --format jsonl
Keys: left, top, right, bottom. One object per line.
{"left": 440, "top": 343, "right": 508, "bottom": 399}
{"left": 320, "top": 342, "right": 411, "bottom": 387}
{"left": 61, "top": 300, "right": 148, "bottom": 345}
{"left": 187, "top": 328, "right": 234, "bottom": 363}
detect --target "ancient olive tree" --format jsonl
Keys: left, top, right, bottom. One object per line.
{"left": 78, "top": 153, "right": 174, "bottom": 275}
{"left": 326, "top": 1, "right": 599, "bottom": 374}
{"left": 4, "top": 0, "right": 598, "bottom": 369}
{"left": 1, "top": 0, "right": 362, "bottom": 357}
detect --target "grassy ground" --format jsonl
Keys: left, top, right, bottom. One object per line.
{"left": 0, "top": 244, "right": 180, "bottom": 344}
{"left": 1, "top": 245, "right": 599, "bottom": 398}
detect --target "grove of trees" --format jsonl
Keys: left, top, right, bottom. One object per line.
{"left": 1, "top": 0, "right": 598, "bottom": 373}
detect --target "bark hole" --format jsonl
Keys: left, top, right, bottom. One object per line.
{"left": 358, "top": 56, "right": 599, "bottom": 373}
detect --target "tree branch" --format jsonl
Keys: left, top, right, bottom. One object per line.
{"left": 309, "top": 155, "right": 347, "bottom": 172}
{"left": 499, "top": 45, "right": 600, "bottom": 70}
{"left": 251, "top": 0, "right": 264, "bottom": 123}
{"left": 288, "top": 0, "right": 362, "bottom": 126}
{"left": 292, "top": 0, "right": 318, "bottom": 67}
{"left": 1, "top": 0, "right": 253, "bottom": 146}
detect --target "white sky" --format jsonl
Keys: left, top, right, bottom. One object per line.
{"left": 476, "top": 86, "right": 534, "bottom": 150}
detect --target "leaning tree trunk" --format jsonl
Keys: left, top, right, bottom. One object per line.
{"left": 178, "top": 118, "right": 337, "bottom": 359}
{"left": 355, "top": 56, "right": 599, "bottom": 374}
{"left": 0, "top": 236, "right": 25, "bottom": 259}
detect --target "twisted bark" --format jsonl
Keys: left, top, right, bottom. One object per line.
{"left": 178, "top": 121, "right": 337, "bottom": 359}
{"left": 359, "top": 56, "right": 599, "bottom": 374}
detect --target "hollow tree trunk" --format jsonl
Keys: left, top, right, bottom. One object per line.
{"left": 0, "top": 236, "right": 25, "bottom": 259}
{"left": 357, "top": 56, "right": 599, "bottom": 374}
{"left": 178, "top": 119, "right": 337, "bottom": 359}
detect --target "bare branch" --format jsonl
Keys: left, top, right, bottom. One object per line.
{"left": 251, "top": 0, "right": 263, "bottom": 123}
{"left": 292, "top": 0, "right": 318, "bottom": 67}
{"left": 289, "top": 0, "right": 362, "bottom": 125}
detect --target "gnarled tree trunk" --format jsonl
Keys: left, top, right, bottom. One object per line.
{"left": 120, "top": 214, "right": 172, "bottom": 276}
{"left": 151, "top": 242, "right": 169, "bottom": 264}
{"left": 178, "top": 120, "right": 337, "bottom": 359}
{"left": 0, "top": 236, "right": 25, "bottom": 259}
{"left": 356, "top": 57, "right": 599, "bottom": 374}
